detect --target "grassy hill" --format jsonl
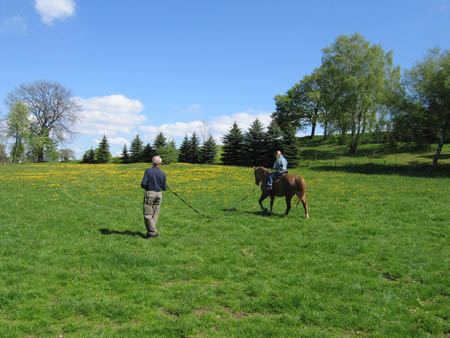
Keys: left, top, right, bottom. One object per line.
{"left": 0, "top": 144, "right": 449, "bottom": 337}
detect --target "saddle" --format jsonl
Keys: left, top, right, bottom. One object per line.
{"left": 274, "top": 172, "right": 287, "bottom": 184}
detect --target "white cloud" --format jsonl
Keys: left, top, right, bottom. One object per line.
{"left": 73, "top": 94, "right": 147, "bottom": 137}
{"left": 170, "top": 103, "right": 201, "bottom": 114}
{"left": 210, "top": 110, "right": 272, "bottom": 136}
{"left": 187, "top": 104, "right": 201, "bottom": 113}
{"left": 94, "top": 137, "right": 130, "bottom": 147}
{"left": 141, "top": 110, "right": 272, "bottom": 144}
{"left": 35, "top": 0, "right": 75, "bottom": 25}
{"left": 0, "top": 15, "right": 27, "bottom": 35}
{"left": 108, "top": 137, "right": 130, "bottom": 146}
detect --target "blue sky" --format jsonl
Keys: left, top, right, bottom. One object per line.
{"left": 1, "top": 0, "right": 449, "bottom": 158}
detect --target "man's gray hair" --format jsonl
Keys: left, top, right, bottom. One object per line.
{"left": 152, "top": 156, "right": 162, "bottom": 165}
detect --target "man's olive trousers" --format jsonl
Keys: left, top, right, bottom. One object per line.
{"left": 143, "top": 190, "right": 162, "bottom": 236}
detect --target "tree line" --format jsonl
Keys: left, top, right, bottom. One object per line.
{"left": 221, "top": 120, "right": 299, "bottom": 168}
{"left": 80, "top": 118, "right": 299, "bottom": 168}
{"left": 272, "top": 33, "right": 449, "bottom": 166}
{"left": 2, "top": 33, "right": 448, "bottom": 166}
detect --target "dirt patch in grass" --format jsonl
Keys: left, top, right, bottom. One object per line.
{"left": 222, "top": 306, "right": 248, "bottom": 319}
{"left": 193, "top": 308, "right": 211, "bottom": 316}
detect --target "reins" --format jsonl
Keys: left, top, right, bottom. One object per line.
{"left": 167, "top": 186, "right": 211, "bottom": 218}
{"left": 167, "top": 184, "right": 258, "bottom": 220}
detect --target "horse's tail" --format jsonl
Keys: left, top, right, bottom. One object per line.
{"left": 295, "top": 176, "right": 306, "bottom": 207}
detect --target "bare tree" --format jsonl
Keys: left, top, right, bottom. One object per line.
{"left": 198, "top": 120, "right": 213, "bottom": 144}
{"left": 59, "top": 148, "right": 76, "bottom": 162}
{"left": 5, "top": 80, "right": 81, "bottom": 162}
{"left": 0, "top": 116, "right": 8, "bottom": 164}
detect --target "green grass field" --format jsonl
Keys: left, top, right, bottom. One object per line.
{"left": 0, "top": 145, "right": 449, "bottom": 337}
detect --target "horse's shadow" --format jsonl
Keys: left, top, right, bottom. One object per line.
{"left": 99, "top": 228, "right": 146, "bottom": 238}
{"left": 223, "top": 208, "right": 285, "bottom": 218}
{"left": 244, "top": 210, "right": 285, "bottom": 218}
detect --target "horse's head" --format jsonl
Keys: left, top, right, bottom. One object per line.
{"left": 253, "top": 166, "right": 266, "bottom": 186}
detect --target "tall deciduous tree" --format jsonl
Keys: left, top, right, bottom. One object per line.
{"left": 0, "top": 143, "right": 7, "bottom": 164}
{"left": 321, "top": 33, "right": 394, "bottom": 153}
{"left": 398, "top": 48, "right": 450, "bottom": 166}
{"left": 6, "top": 101, "right": 30, "bottom": 163}
{"left": 27, "top": 134, "right": 56, "bottom": 163}
{"left": 5, "top": 80, "right": 80, "bottom": 162}
{"left": 221, "top": 122, "right": 245, "bottom": 165}
{"left": 273, "top": 68, "right": 325, "bottom": 138}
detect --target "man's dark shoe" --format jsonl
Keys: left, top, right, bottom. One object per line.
{"left": 144, "top": 233, "right": 159, "bottom": 239}
{"left": 267, "top": 186, "right": 272, "bottom": 191}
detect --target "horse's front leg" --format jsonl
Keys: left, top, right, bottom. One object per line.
{"left": 269, "top": 195, "right": 275, "bottom": 214}
{"left": 258, "top": 192, "right": 269, "bottom": 212}
{"left": 285, "top": 195, "right": 292, "bottom": 216}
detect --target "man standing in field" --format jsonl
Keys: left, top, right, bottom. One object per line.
{"left": 141, "top": 155, "right": 167, "bottom": 238}
{"left": 267, "top": 150, "right": 288, "bottom": 191}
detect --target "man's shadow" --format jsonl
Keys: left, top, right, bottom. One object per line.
{"left": 99, "top": 228, "right": 146, "bottom": 238}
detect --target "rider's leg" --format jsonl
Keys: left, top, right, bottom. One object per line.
{"left": 267, "top": 173, "right": 275, "bottom": 187}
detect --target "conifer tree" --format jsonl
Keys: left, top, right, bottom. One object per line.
{"left": 96, "top": 135, "right": 111, "bottom": 163}
{"left": 200, "top": 135, "right": 217, "bottom": 164}
{"left": 189, "top": 132, "right": 200, "bottom": 163}
{"left": 82, "top": 147, "right": 96, "bottom": 163}
{"left": 129, "top": 134, "right": 143, "bottom": 163}
{"left": 88, "top": 148, "right": 96, "bottom": 163}
{"left": 264, "top": 120, "right": 284, "bottom": 167}
{"left": 141, "top": 142, "right": 154, "bottom": 162}
{"left": 81, "top": 150, "right": 89, "bottom": 163}
{"left": 178, "top": 135, "right": 191, "bottom": 163}
{"left": 243, "top": 119, "right": 266, "bottom": 166}
{"left": 153, "top": 132, "right": 167, "bottom": 155}
{"left": 280, "top": 124, "right": 299, "bottom": 168}
{"left": 121, "top": 144, "right": 130, "bottom": 164}
{"left": 221, "top": 122, "right": 244, "bottom": 165}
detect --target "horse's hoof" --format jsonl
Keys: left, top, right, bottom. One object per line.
{"left": 305, "top": 215, "right": 310, "bottom": 219}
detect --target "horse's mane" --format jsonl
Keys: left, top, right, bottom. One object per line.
{"left": 255, "top": 166, "right": 270, "bottom": 173}
{"left": 254, "top": 166, "right": 271, "bottom": 178}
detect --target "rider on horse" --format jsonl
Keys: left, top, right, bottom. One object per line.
{"left": 267, "top": 150, "right": 288, "bottom": 191}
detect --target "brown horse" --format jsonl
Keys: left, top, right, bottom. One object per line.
{"left": 253, "top": 166, "right": 309, "bottom": 218}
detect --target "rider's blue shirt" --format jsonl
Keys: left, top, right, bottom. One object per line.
{"left": 273, "top": 156, "right": 288, "bottom": 174}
